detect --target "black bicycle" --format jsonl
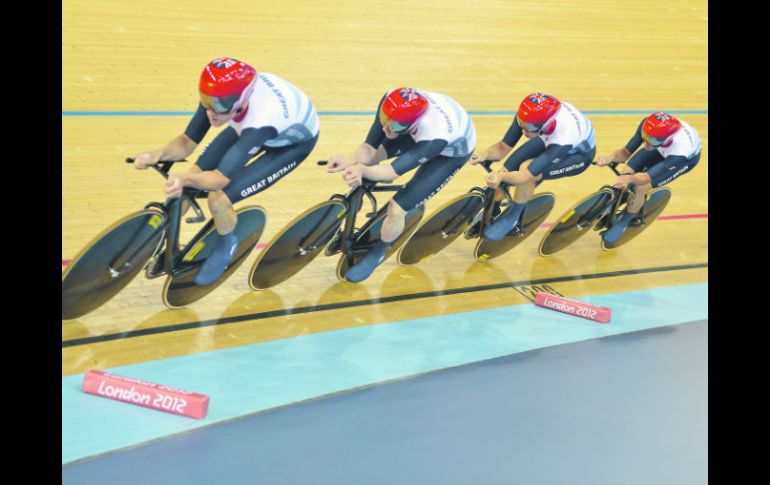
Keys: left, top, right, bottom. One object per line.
{"left": 397, "top": 161, "right": 555, "bottom": 264}
{"left": 248, "top": 161, "right": 425, "bottom": 288}
{"left": 537, "top": 161, "right": 672, "bottom": 256}
{"left": 62, "top": 159, "right": 267, "bottom": 320}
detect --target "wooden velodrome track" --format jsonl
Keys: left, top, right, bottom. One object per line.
{"left": 62, "top": 0, "right": 708, "bottom": 376}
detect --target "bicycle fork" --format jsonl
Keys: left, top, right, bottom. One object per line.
{"left": 107, "top": 213, "right": 168, "bottom": 278}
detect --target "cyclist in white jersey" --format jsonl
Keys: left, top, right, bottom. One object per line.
{"left": 132, "top": 58, "right": 320, "bottom": 285}
{"left": 596, "top": 111, "right": 701, "bottom": 243}
{"left": 470, "top": 93, "right": 596, "bottom": 241}
{"left": 327, "top": 87, "right": 476, "bottom": 283}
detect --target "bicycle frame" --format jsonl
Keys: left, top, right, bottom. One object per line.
{"left": 469, "top": 161, "right": 517, "bottom": 236}
{"left": 337, "top": 180, "right": 404, "bottom": 268}
{"left": 310, "top": 160, "right": 405, "bottom": 267}
{"left": 112, "top": 158, "right": 208, "bottom": 278}
{"left": 591, "top": 161, "right": 649, "bottom": 231}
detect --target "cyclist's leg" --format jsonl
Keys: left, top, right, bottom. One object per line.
{"left": 346, "top": 153, "right": 470, "bottom": 282}
{"left": 222, "top": 135, "right": 318, "bottom": 204}
{"left": 536, "top": 146, "right": 595, "bottom": 181}
{"left": 196, "top": 135, "right": 318, "bottom": 285}
{"left": 511, "top": 160, "right": 544, "bottom": 203}
{"left": 622, "top": 148, "right": 663, "bottom": 215}
{"left": 389, "top": 153, "right": 470, "bottom": 239}
{"left": 192, "top": 126, "right": 240, "bottom": 232}
{"left": 482, "top": 138, "right": 548, "bottom": 240}
{"left": 603, "top": 148, "right": 664, "bottom": 243}
{"left": 501, "top": 136, "right": 546, "bottom": 202}
{"left": 639, "top": 151, "right": 700, "bottom": 196}
{"left": 621, "top": 151, "right": 700, "bottom": 226}
{"left": 486, "top": 146, "right": 594, "bottom": 241}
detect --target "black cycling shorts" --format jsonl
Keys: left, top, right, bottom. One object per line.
{"left": 196, "top": 129, "right": 318, "bottom": 203}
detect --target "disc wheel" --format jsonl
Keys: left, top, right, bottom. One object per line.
{"left": 474, "top": 192, "right": 556, "bottom": 262}
{"left": 601, "top": 187, "right": 672, "bottom": 250}
{"left": 537, "top": 188, "right": 615, "bottom": 257}
{"left": 249, "top": 199, "right": 347, "bottom": 290}
{"left": 336, "top": 205, "right": 425, "bottom": 281}
{"left": 62, "top": 210, "right": 166, "bottom": 320}
{"left": 162, "top": 206, "right": 266, "bottom": 308}
{"left": 397, "top": 192, "right": 484, "bottom": 265}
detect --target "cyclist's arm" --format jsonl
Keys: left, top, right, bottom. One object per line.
{"left": 501, "top": 116, "right": 524, "bottom": 150}
{"left": 477, "top": 139, "right": 513, "bottom": 163}
{"left": 135, "top": 105, "right": 209, "bottom": 167}
{"left": 157, "top": 133, "right": 199, "bottom": 161}
{"left": 356, "top": 139, "right": 448, "bottom": 182}
{"left": 475, "top": 117, "right": 519, "bottom": 163}
{"left": 389, "top": 139, "right": 448, "bottom": 176}
{"left": 501, "top": 143, "right": 572, "bottom": 184}
{"left": 180, "top": 126, "right": 278, "bottom": 191}
{"left": 164, "top": 103, "right": 211, "bottom": 159}
{"left": 353, "top": 142, "right": 388, "bottom": 166}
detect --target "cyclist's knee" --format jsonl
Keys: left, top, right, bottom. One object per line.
{"left": 208, "top": 191, "right": 234, "bottom": 215}
{"left": 387, "top": 199, "right": 406, "bottom": 217}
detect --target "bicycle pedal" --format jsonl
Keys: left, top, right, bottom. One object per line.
{"left": 464, "top": 219, "right": 482, "bottom": 240}
{"left": 593, "top": 214, "right": 610, "bottom": 231}
{"left": 324, "top": 230, "right": 346, "bottom": 256}
{"left": 144, "top": 252, "right": 167, "bottom": 279}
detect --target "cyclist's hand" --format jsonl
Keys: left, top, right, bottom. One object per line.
{"left": 595, "top": 155, "right": 613, "bottom": 167}
{"left": 598, "top": 148, "right": 631, "bottom": 166}
{"left": 470, "top": 151, "right": 490, "bottom": 166}
{"left": 613, "top": 174, "right": 633, "bottom": 189}
{"left": 134, "top": 151, "right": 161, "bottom": 170}
{"left": 164, "top": 174, "right": 184, "bottom": 198}
{"left": 485, "top": 171, "right": 503, "bottom": 189}
{"left": 327, "top": 154, "right": 354, "bottom": 173}
{"left": 342, "top": 164, "right": 364, "bottom": 188}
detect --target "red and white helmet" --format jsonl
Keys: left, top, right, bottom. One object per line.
{"left": 379, "top": 88, "right": 429, "bottom": 133}
{"left": 516, "top": 93, "right": 561, "bottom": 134}
{"left": 199, "top": 57, "right": 257, "bottom": 114}
{"left": 642, "top": 112, "right": 681, "bottom": 147}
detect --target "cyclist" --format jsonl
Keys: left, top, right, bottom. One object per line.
{"left": 595, "top": 111, "right": 701, "bottom": 243}
{"left": 327, "top": 87, "right": 476, "bottom": 282}
{"left": 470, "top": 93, "right": 595, "bottom": 241}
{"left": 133, "top": 57, "right": 320, "bottom": 285}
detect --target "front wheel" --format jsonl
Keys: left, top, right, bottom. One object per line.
{"left": 249, "top": 199, "right": 348, "bottom": 290}
{"left": 537, "top": 188, "right": 615, "bottom": 257}
{"left": 397, "top": 192, "right": 485, "bottom": 265}
{"left": 62, "top": 209, "right": 167, "bottom": 320}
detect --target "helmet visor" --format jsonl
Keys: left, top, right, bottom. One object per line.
{"left": 642, "top": 131, "right": 667, "bottom": 147}
{"left": 200, "top": 93, "right": 240, "bottom": 114}
{"left": 516, "top": 116, "right": 545, "bottom": 133}
{"left": 379, "top": 110, "right": 411, "bottom": 133}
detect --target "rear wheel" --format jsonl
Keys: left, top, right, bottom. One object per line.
{"left": 336, "top": 204, "right": 425, "bottom": 281}
{"left": 601, "top": 187, "right": 672, "bottom": 250}
{"left": 162, "top": 206, "right": 267, "bottom": 308}
{"left": 62, "top": 210, "right": 166, "bottom": 320}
